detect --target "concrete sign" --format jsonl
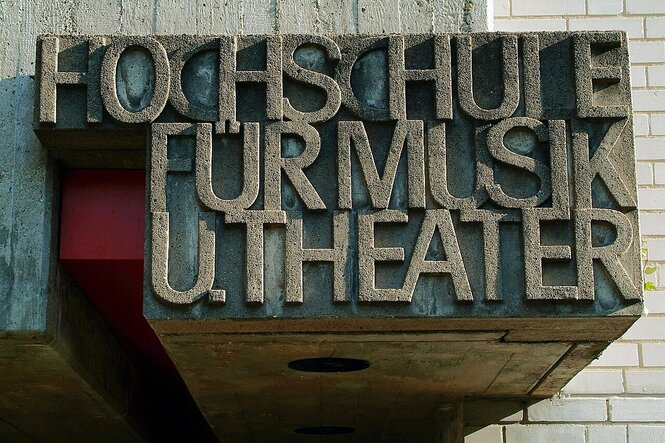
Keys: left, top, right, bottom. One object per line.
{"left": 36, "top": 31, "right": 643, "bottom": 440}
{"left": 36, "top": 32, "right": 642, "bottom": 320}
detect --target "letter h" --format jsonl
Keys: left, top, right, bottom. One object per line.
{"left": 388, "top": 35, "right": 452, "bottom": 120}
{"left": 218, "top": 36, "right": 283, "bottom": 133}
{"left": 38, "top": 36, "right": 104, "bottom": 125}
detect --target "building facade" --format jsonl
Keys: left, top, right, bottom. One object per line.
{"left": 1, "top": 0, "right": 664, "bottom": 442}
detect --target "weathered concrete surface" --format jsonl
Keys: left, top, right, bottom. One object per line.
{"left": 151, "top": 316, "right": 638, "bottom": 342}
{"left": 142, "top": 33, "right": 639, "bottom": 317}
{"left": 33, "top": 32, "right": 642, "bottom": 318}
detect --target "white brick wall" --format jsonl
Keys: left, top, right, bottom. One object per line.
{"left": 477, "top": 3, "right": 665, "bottom": 442}
{"left": 590, "top": 343, "right": 640, "bottom": 367}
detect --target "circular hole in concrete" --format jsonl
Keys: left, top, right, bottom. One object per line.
{"left": 294, "top": 426, "right": 355, "bottom": 435}
{"left": 288, "top": 357, "right": 369, "bottom": 373}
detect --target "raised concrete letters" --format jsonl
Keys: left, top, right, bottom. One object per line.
{"left": 35, "top": 32, "right": 642, "bottom": 319}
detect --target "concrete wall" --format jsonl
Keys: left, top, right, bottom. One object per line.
{"left": 0, "top": 0, "right": 488, "bottom": 333}
{"left": 465, "top": 1, "right": 665, "bottom": 441}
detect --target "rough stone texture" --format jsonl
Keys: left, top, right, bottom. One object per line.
{"left": 28, "top": 32, "right": 643, "bottom": 318}
{"left": 29, "top": 32, "right": 641, "bottom": 319}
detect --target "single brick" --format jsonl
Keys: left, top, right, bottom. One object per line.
{"left": 639, "top": 189, "right": 665, "bottom": 209}
{"left": 587, "top": 425, "right": 627, "bottom": 443}
{"left": 645, "top": 273, "right": 659, "bottom": 291}
{"left": 609, "top": 398, "right": 665, "bottom": 422}
{"left": 636, "top": 163, "right": 653, "bottom": 185}
{"left": 642, "top": 343, "right": 665, "bottom": 366}
{"left": 632, "top": 66, "right": 647, "bottom": 87}
{"left": 562, "top": 370, "right": 624, "bottom": 394}
{"left": 527, "top": 398, "right": 607, "bottom": 422}
{"left": 645, "top": 238, "right": 665, "bottom": 260}
{"left": 494, "top": 0, "right": 510, "bottom": 17}
{"left": 588, "top": 0, "right": 623, "bottom": 15}
{"left": 644, "top": 291, "right": 665, "bottom": 314}
{"left": 654, "top": 163, "right": 665, "bottom": 184}
{"left": 648, "top": 66, "right": 665, "bottom": 87}
{"left": 504, "top": 425, "right": 585, "bottom": 443}
{"left": 651, "top": 114, "right": 665, "bottom": 135}
{"left": 632, "top": 90, "right": 665, "bottom": 112}
{"left": 494, "top": 18, "right": 567, "bottom": 32}
{"left": 590, "top": 343, "right": 640, "bottom": 367}
{"left": 622, "top": 317, "right": 665, "bottom": 340}
{"left": 635, "top": 138, "right": 665, "bottom": 160}
{"left": 633, "top": 113, "right": 649, "bottom": 135}
{"left": 627, "top": 0, "right": 665, "bottom": 14}
{"left": 625, "top": 370, "right": 665, "bottom": 394}
{"left": 512, "top": 0, "right": 585, "bottom": 16}
{"left": 640, "top": 213, "right": 665, "bottom": 235}
{"left": 630, "top": 42, "right": 665, "bottom": 64}
{"left": 657, "top": 266, "right": 665, "bottom": 289}
{"left": 628, "top": 425, "right": 665, "bottom": 442}
{"left": 465, "top": 425, "right": 503, "bottom": 443}
{"left": 500, "top": 411, "right": 524, "bottom": 423}
{"left": 647, "top": 17, "right": 665, "bottom": 38}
